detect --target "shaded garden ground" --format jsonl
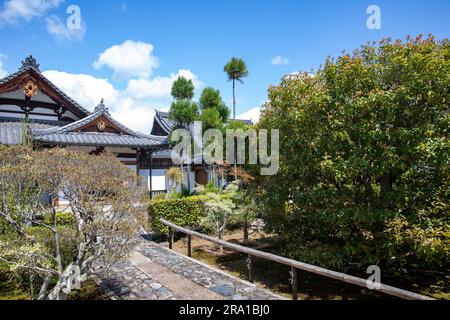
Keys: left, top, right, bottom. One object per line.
{"left": 167, "top": 230, "right": 448, "bottom": 300}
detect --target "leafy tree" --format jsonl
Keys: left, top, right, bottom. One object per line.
{"left": 255, "top": 36, "right": 450, "bottom": 277}
{"left": 224, "top": 57, "right": 249, "bottom": 120}
{"left": 0, "top": 146, "right": 146, "bottom": 300}
{"left": 224, "top": 120, "right": 251, "bottom": 180}
{"left": 168, "top": 100, "right": 199, "bottom": 128}
{"left": 171, "top": 76, "right": 195, "bottom": 101}
{"left": 198, "top": 183, "right": 238, "bottom": 251}
{"left": 169, "top": 77, "right": 199, "bottom": 189}
{"left": 199, "top": 107, "right": 223, "bottom": 131}
{"left": 199, "top": 87, "right": 230, "bottom": 122}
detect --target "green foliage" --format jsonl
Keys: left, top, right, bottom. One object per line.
{"left": 166, "top": 167, "right": 183, "bottom": 199}
{"left": 20, "top": 120, "right": 34, "bottom": 147}
{"left": 224, "top": 57, "right": 249, "bottom": 83}
{"left": 168, "top": 100, "right": 199, "bottom": 127}
{"left": 195, "top": 181, "right": 222, "bottom": 195}
{"left": 198, "top": 182, "right": 240, "bottom": 240}
{"left": 224, "top": 57, "right": 249, "bottom": 119}
{"left": 148, "top": 196, "right": 206, "bottom": 233}
{"left": 256, "top": 36, "right": 450, "bottom": 272}
{"left": 152, "top": 193, "right": 167, "bottom": 201}
{"left": 0, "top": 262, "right": 30, "bottom": 300}
{"left": 199, "top": 108, "right": 223, "bottom": 131}
{"left": 225, "top": 119, "right": 249, "bottom": 131}
{"left": 171, "top": 76, "right": 195, "bottom": 100}
{"left": 199, "top": 87, "right": 230, "bottom": 122}
{"left": 26, "top": 226, "right": 77, "bottom": 267}
{"left": 200, "top": 193, "right": 234, "bottom": 240}
{"left": 42, "top": 212, "right": 75, "bottom": 227}
{"left": 0, "top": 216, "right": 16, "bottom": 236}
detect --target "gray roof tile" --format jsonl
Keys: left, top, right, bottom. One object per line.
{"left": 0, "top": 121, "right": 54, "bottom": 145}
{"left": 31, "top": 102, "right": 168, "bottom": 149}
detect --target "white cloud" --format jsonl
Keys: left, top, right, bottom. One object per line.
{"left": 0, "top": 0, "right": 62, "bottom": 26}
{"left": 43, "top": 41, "right": 204, "bottom": 133}
{"left": 43, "top": 69, "right": 155, "bottom": 132}
{"left": 93, "top": 41, "right": 159, "bottom": 80}
{"left": 126, "top": 69, "right": 203, "bottom": 100}
{"left": 271, "top": 55, "right": 289, "bottom": 66}
{"left": 0, "top": 54, "right": 7, "bottom": 78}
{"left": 45, "top": 14, "right": 86, "bottom": 42}
{"left": 110, "top": 98, "right": 156, "bottom": 134}
{"left": 42, "top": 70, "right": 119, "bottom": 109}
{"left": 41, "top": 69, "right": 200, "bottom": 134}
{"left": 238, "top": 107, "right": 261, "bottom": 124}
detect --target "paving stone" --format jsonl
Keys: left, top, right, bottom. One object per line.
{"left": 210, "top": 285, "right": 235, "bottom": 297}
{"left": 150, "top": 283, "right": 162, "bottom": 290}
{"left": 96, "top": 238, "right": 283, "bottom": 300}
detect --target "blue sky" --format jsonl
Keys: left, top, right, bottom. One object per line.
{"left": 0, "top": 0, "right": 449, "bottom": 133}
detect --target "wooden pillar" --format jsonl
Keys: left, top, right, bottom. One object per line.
{"left": 187, "top": 235, "right": 192, "bottom": 257}
{"left": 168, "top": 228, "right": 173, "bottom": 249}
{"left": 149, "top": 150, "right": 153, "bottom": 195}
{"left": 136, "top": 149, "right": 141, "bottom": 176}
{"left": 291, "top": 267, "right": 298, "bottom": 300}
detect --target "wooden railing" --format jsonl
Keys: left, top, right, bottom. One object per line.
{"left": 159, "top": 218, "right": 435, "bottom": 301}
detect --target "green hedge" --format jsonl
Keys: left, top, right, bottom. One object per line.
{"left": 148, "top": 196, "right": 206, "bottom": 233}
{"left": 43, "top": 212, "right": 75, "bottom": 227}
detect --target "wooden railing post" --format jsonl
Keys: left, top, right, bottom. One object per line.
{"left": 247, "top": 254, "right": 254, "bottom": 283}
{"left": 158, "top": 218, "right": 435, "bottom": 301}
{"left": 168, "top": 228, "right": 173, "bottom": 250}
{"left": 187, "top": 235, "right": 192, "bottom": 257}
{"left": 291, "top": 267, "right": 298, "bottom": 300}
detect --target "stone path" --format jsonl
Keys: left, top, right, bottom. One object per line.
{"left": 96, "top": 239, "right": 284, "bottom": 300}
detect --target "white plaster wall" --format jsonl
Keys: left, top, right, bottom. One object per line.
{"left": 150, "top": 169, "right": 167, "bottom": 191}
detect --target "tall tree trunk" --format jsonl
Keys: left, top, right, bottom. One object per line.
{"left": 232, "top": 78, "right": 238, "bottom": 180}
{"left": 232, "top": 79, "right": 236, "bottom": 120}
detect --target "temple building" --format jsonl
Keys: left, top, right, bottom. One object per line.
{"left": 0, "top": 55, "right": 231, "bottom": 196}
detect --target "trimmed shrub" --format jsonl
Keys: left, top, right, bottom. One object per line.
{"left": 148, "top": 196, "right": 206, "bottom": 233}
{"left": 42, "top": 212, "right": 75, "bottom": 227}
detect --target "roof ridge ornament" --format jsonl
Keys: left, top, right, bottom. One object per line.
{"left": 94, "top": 98, "right": 110, "bottom": 114}
{"left": 20, "top": 54, "right": 40, "bottom": 72}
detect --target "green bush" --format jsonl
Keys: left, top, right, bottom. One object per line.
{"left": 0, "top": 216, "right": 16, "bottom": 236}
{"left": 255, "top": 36, "right": 450, "bottom": 273}
{"left": 42, "top": 212, "right": 75, "bottom": 227}
{"left": 26, "top": 226, "right": 77, "bottom": 268}
{"left": 148, "top": 196, "right": 206, "bottom": 233}
{"left": 152, "top": 193, "right": 167, "bottom": 201}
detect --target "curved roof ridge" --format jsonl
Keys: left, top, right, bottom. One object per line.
{"left": 0, "top": 65, "right": 91, "bottom": 117}
{"left": 154, "top": 109, "right": 175, "bottom": 134}
{"left": 33, "top": 104, "right": 168, "bottom": 143}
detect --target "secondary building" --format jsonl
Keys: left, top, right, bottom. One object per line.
{"left": 0, "top": 55, "right": 233, "bottom": 196}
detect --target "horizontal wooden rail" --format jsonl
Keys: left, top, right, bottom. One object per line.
{"left": 159, "top": 218, "right": 435, "bottom": 301}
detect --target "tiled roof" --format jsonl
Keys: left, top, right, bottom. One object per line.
{"left": 235, "top": 119, "right": 253, "bottom": 125}
{"left": 154, "top": 110, "right": 175, "bottom": 135}
{"left": 33, "top": 131, "right": 166, "bottom": 148}
{"left": 0, "top": 60, "right": 91, "bottom": 117}
{"left": 32, "top": 101, "right": 168, "bottom": 148}
{"left": 152, "top": 110, "right": 253, "bottom": 135}
{"left": 0, "top": 121, "right": 54, "bottom": 145}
